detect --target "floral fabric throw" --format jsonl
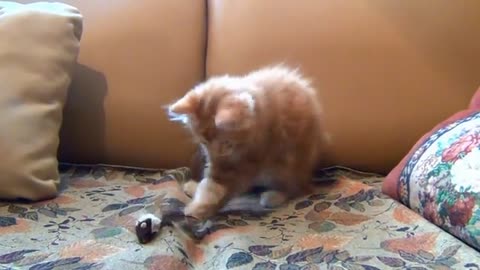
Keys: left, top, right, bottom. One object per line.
{"left": 1, "top": 165, "right": 479, "bottom": 269}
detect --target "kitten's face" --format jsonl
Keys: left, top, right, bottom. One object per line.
{"left": 168, "top": 78, "right": 256, "bottom": 159}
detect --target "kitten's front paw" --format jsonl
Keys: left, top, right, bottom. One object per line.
{"left": 184, "top": 202, "right": 216, "bottom": 221}
{"left": 260, "top": 190, "right": 288, "bottom": 209}
{"left": 183, "top": 180, "right": 198, "bottom": 198}
{"left": 135, "top": 213, "right": 162, "bottom": 244}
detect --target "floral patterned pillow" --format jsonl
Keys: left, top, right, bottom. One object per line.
{"left": 382, "top": 87, "right": 480, "bottom": 250}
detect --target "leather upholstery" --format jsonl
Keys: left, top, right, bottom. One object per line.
{"left": 206, "top": 0, "right": 480, "bottom": 173}
{"left": 13, "top": 1, "right": 480, "bottom": 174}
{"left": 16, "top": 0, "right": 206, "bottom": 169}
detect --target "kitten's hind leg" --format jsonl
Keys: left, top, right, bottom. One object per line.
{"left": 262, "top": 168, "right": 314, "bottom": 209}
{"left": 260, "top": 190, "right": 288, "bottom": 209}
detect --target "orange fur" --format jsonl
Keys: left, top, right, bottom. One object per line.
{"left": 168, "top": 65, "right": 325, "bottom": 220}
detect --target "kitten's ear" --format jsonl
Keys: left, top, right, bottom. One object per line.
{"left": 215, "top": 109, "right": 238, "bottom": 130}
{"left": 215, "top": 92, "right": 255, "bottom": 130}
{"left": 169, "top": 93, "right": 199, "bottom": 115}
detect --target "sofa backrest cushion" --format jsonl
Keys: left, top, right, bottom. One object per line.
{"left": 206, "top": 0, "right": 480, "bottom": 173}
{"left": 17, "top": 0, "right": 207, "bottom": 169}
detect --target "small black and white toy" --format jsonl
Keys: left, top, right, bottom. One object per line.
{"left": 135, "top": 212, "right": 210, "bottom": 244}
{"left": 135, "top": 214, "right": 162, "bottom": 244}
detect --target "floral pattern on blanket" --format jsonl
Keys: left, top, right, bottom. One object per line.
{"left": 1, "top": 165, "right": 479, "bottom": 269}
{"left": 399, "top": 111, "right": 480, "bottom": 251}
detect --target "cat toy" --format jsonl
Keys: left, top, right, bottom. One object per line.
{"left": 135, "top": 213, "right": 164, "bottom": 244}
{"left": 135, "top": 212, "right": 210, "bottom": 244}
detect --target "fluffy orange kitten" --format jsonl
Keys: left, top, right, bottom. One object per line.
{"left": 168, "top": 65, "right": 325, "bottom": 221}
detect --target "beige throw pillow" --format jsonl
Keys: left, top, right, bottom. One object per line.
{"left": 0, "top": 2, "right": 83, "bottom": 201}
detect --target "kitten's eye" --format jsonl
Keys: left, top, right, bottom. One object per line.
{"left": 218, "top": 140, "right": 235, "bottom": 156}
{"left": 221, "top": 140, "right": 233, "bottom": 148}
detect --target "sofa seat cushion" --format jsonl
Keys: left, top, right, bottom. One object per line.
{"left": 0, "top": 166, "right": 478, "bottom": 269}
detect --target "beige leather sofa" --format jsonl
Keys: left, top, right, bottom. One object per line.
{"left": 39, "top": 1, "right": 480, "bottom": 175}
{"left": 1, "top": 1, "right": 480, "bottom": 269}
